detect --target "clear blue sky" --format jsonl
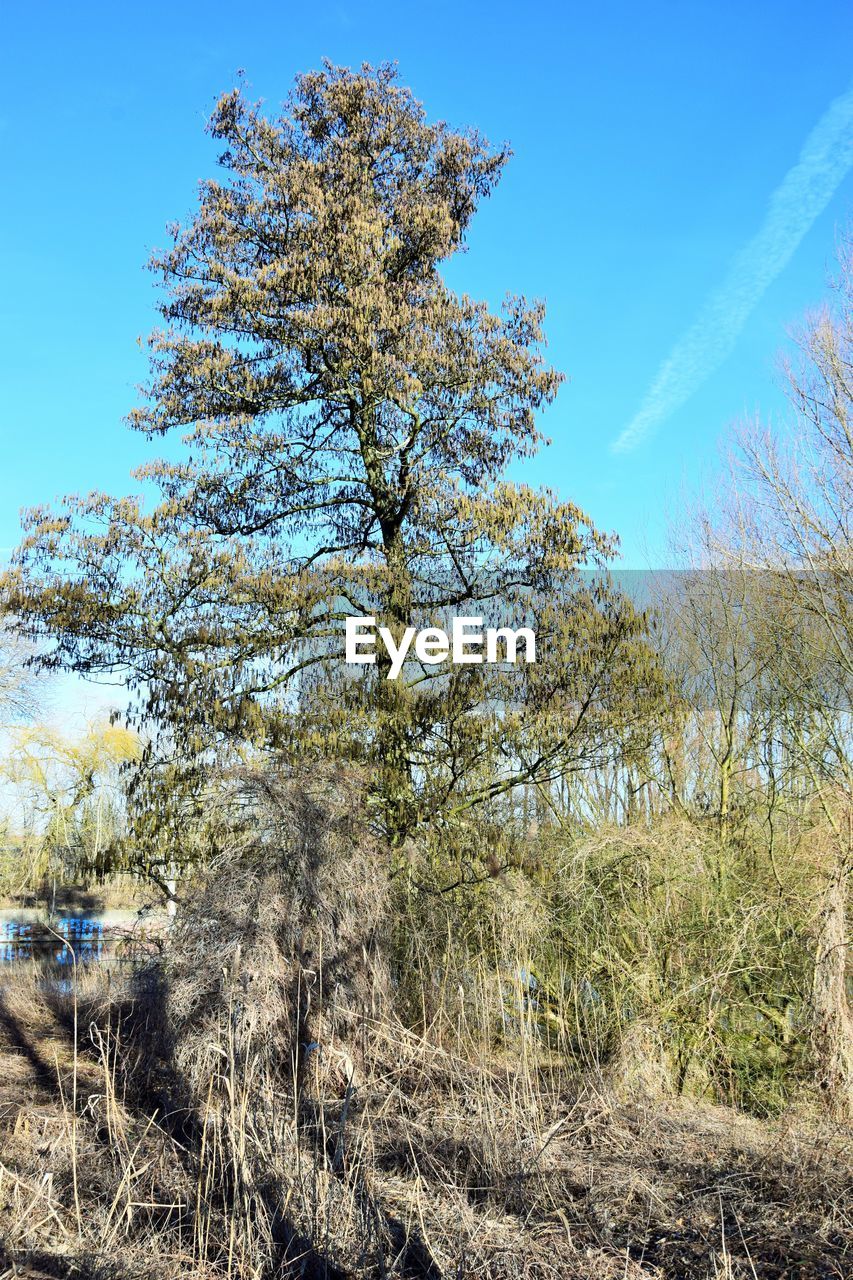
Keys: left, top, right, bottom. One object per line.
{"left": 1, "top": 0, "right": 851, "bottom": 572}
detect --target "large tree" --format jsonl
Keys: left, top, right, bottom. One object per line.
{"left": 3, "top": 63, "right": 659, "bottom": 850}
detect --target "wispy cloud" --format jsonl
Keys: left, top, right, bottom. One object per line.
{"left": 611, "top": 82, "right": 853, "bottom": 455}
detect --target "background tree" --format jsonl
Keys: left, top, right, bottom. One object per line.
{"left": 0, "top": 719, "right": 140, "bottom": 902}
{"left": 0, "top": 621, "right": 38, "bottom": 725}
{"left": 707, "top": 236, "right": 853, "bottom": 1114}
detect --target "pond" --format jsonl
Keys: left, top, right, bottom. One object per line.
{"left": 1, "top": 917, "right": 111, "bottom": 964}
{"left": 0, "top": 911, "right": 167, "bottom": 966}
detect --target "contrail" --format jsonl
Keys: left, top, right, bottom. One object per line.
{"left": 611, "top": 82, "right": 853, "bottom": 455}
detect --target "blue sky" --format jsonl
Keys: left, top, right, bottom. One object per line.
{"left": 1, "top": 0, "right": 852, "bottom": 580}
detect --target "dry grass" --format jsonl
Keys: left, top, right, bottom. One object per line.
{"left": 0, "top": 770, "right": 849, "bottom": 1278}
{"left": 0, "top": 962, "right": 850, "bottom": 1279}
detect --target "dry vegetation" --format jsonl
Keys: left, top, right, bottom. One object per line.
{"left": 0, "top": 62, "right": 850, "bottom": 1280}
{"left": 0, "top": 771, "right": 849, "bottom": 1280}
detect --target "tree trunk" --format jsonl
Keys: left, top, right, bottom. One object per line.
{"left": 811, "top": 857, "right": 853, "bottom": 1116}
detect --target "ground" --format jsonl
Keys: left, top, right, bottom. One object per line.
{"left": 0, "top": 966, "right": 849, "bottom": 1279}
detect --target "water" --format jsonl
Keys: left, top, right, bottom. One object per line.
{"left": 0, "top": 916, "right": 110, "bottom": 964}
{"left": 0, "top": 910, "right": 167, "bottom": 967}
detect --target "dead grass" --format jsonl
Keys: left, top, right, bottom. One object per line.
{"left": 0, "top": 961, "right": 849, "bottom": 1279}
{"left": 0, "top": 770, "right": 849, "bottom": 1278}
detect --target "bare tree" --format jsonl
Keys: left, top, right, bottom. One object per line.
{"left": 719, "top": 235, "right": 853, "bottom": 1114}
{"left": 0, "top": 621, "right": 38, "bottom": 725}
